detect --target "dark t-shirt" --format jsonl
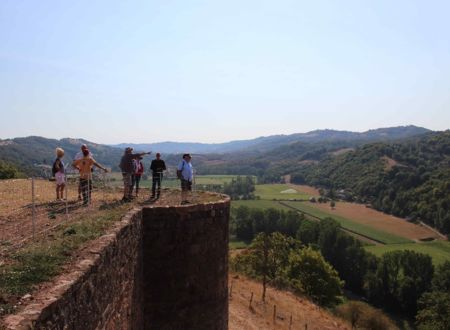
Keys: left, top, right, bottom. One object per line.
{"left": 150, "top": 159, "right": 166, "bottom": 176}
{"left": 120, "top": 154, "right": 142, "bottom": 174}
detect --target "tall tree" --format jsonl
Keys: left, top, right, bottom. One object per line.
{"left": 287, "top": 246, "right": 344, "bottom": 307}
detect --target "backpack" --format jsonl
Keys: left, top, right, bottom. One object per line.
{"left": 135, "top": 161, "right": 144, "bottom": 175}
{"left": 52, "top": 158, "right": 60, "bottom": 176}
{"left": 176, "top": 160, "right": 185, "bottom": 179}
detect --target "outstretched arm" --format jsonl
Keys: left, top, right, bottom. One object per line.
{"left": 93, "top": 160, "right": 108, "bottom": 172}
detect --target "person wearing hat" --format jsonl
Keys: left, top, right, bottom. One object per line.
{"left": 176, "top": 153, "right": 193, "bottom": 204}
{"left": 119, "top": 147, "right": 151, "bottom": 202}
{"left": 150, "top": 152, "right": 166, "bottom": 199}
{"left": 74, "top": 144, "right": 93, "bottom": 200}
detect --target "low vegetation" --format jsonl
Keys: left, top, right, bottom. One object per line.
{"left": 335, "top": 301, "right": 398, "bottom": 330}
{"left": 0, "top": 203, "right": 130, "bottom": 316}
{"left": 0, "top": 161, "right": 23, "bottom": 180}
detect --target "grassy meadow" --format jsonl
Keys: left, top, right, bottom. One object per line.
{"left": 109, "top": 173, "right": 246, "bottom": 190}
{"left": 365, "top": 240, "right": 450, "bottom": 266}
{"left": 254, "top": 184, "right": 312, "bottom": 200}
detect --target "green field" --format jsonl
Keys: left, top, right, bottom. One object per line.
{"left": 255, "top": 184, "right": 312, "bottom": 200}
{"left": 232, "top": 200, "right": 292, "bottom": 211}
{"left": 108, "top": 173, "right": 244, "bottom": 189}
{"left": 196, "top": 175, "right": 254, "bottom": 185}
{"left": 365, "top": 241, "right": 450, "bottom": 266}
{"left": 282, "top": 201, "right": 411, "bottom": 244}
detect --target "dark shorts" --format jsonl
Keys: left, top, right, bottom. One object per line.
{"left": 181, "top": 179, "right": 192, "bottom": 192}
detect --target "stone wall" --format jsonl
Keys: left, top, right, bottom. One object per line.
{"left": 4, "top": 208, "right": 144, "bottom": 330}
{"left": 3, "top": 197, "right": 229, "bottom": 330}
{"left": 141, "top": 201, "right": 229, "bottom": 330}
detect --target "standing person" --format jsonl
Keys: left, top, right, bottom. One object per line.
{"left": 119, "top": 147, "right": 151, "bottom": 202}
{"left": 177, "top": 154, "right": 193, "bottom": 205}
{"left": 74, "top": 144, "right": 93, "bottom": 201}
{"left": 52, "top": 147, "right": 66, "bottom": 201}
{"left": 72, "top": 148, "right": 108, "bottom": 205}
{"left": 150, "top": 153, "right": 166, "bottom": 199}
{"left": 133, "top": 156, "right": 144, "bottom": 197}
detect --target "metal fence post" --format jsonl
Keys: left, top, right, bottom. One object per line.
{"left": 31, "top": 177, "right": 36, "bottom": 240}
{"left": 64, "top": 171, "right": 69, "bottom": 220}
{"left": 88, "top": 176, "right": 91, "bottom": 206}
{"left": 192, "top": 169, "right": 197, "bottom": 202}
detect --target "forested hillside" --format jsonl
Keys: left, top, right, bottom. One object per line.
{"left": 0, "top": 137, "right": 124, "bottom": 176}
{"left": 291, "top": 131, "right": 450, "bottom": 235}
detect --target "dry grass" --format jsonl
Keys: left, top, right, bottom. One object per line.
{"left": 311, "top": 201, "right": 440, "bottom": 241}
{"left": 229, "top": 273, "right": 350, "bottom": 330}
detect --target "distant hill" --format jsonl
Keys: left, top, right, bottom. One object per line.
{"left": 112, "top": 125, "right": 431, "bottom": 154}
{"left": 0, "top": 137, "right": 124, "bottom": 176}
{"left": 0, "top": 125, "right": 433, "bottom": 178}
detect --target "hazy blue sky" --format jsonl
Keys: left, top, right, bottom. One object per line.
{"left": 1, "top": 0, "right": 449, "bottom": 143}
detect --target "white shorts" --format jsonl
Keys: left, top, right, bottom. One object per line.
{"left": 55, "top": 172, "right": 65, "bottom": 186}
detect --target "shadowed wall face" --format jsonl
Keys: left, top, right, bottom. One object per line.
{"left": 141, "top": 203, "right": 229, "bottom": 330}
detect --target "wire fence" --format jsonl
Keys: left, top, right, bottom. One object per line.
{"left": 0, "top": 172, "right": 112, "bottom": 251}
{"left": 228, "top": 280, "right": 336, "bottom": 330}
{"left": 0, "top": 168, "right": 203, "bottom": 256}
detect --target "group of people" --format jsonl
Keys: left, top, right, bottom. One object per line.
{"left": 52, "top": 144, "right": 195, "bottom": 205}
{"left": 52, "top": 144, "right": 108, "bottom": 205}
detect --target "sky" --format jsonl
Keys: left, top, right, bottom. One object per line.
{"left": 0, "top": 0, "right": 449, "bottom": 144}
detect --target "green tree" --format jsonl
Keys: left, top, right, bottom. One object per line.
{"left": 416, "top": 291, "right": 450, "bottom": 330}
{"left": 233, "top": 206, "right": 253, "bottom": 240}
{"left": 296, "top": 220, "right": 320, "bottom": 245}
{"left": 0, "top": 161, "right": 23, "bottom": 179}
{"left": 415, "top": 261, "right": 450, "bottom": 330}
{"left": 248, "top": 232, "right": 295, "bottom": 301}
{"left": 431, "top": 261, "right": 450, "bottom": 292}
{"left": 288, "top": 246, "right": 344, "bottom": 306}
{"left": 367, "top": 250, "right": 434, "bottom": 315}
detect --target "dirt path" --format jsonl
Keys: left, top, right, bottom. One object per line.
{"left": 229, "top": 274, "right": 349, "bottom": 330}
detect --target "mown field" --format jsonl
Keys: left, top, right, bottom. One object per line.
{"left": 254, "top": 184, "right": 311, "bottom": 200}
{"left": 282, "top": 201, "right": 411, "bottom": 244}
{"left": 232, "top": 184, "right": 450, "bottom": 265}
